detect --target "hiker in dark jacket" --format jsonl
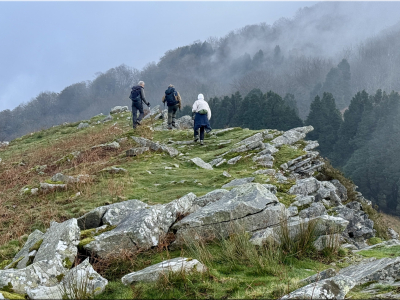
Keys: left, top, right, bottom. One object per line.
{"left": 130, "top": 81, "right": 150, "bottom": 129}
{"left": 162, "top": 84, "right": 182, "bottom": 129}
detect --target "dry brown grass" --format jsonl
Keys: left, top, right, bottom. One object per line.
{"left": 380, "top": 212, "right": 400, "bottom": 236}
{"left": 0, "top": 122, "right": 139, "bottom": 251}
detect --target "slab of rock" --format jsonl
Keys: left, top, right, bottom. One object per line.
{"left": 92, "top": 141, "right": 120, "bottom": 150}
{"left": 299, "top": 202, "right": 327, "bottom": 219}
{"left": 215, "top": 159, "right": 226, "bottom": 167}
{"left": 5, "top": 230, "right": 44, "bottom": 269}
{"left": 339, "top": 257, "right": 400, "bottom": 284}
{"left": 331, "top": 201, "right": 375, "bottom": 245}
{"left": 388, "top": 228, "right": 399, "bottom": 239}
{"left": 77, "top": 122, "right": 89, "bottom": 129}
{"left": 222, "top": 171, "right": 231, "bottom": 177}
{"left": 191, "top": 157, "right": 213, "bottom": 170}
{"left": 291, "top": 195, "right": 315, "bottom": 207}
{"left": 77, "top": 199, "right": 149, "bottom": 230}
{"left": 259, "top": 144, "right": 279, "bottom": 155}
{"left": 227, "top": 155, "right": 242, "bottom": 165}
{"left": 143, "top": 105, "right": 161, "bottom": 120}
{"left": 26, "top": 258, "right": 108, "bottom": 300}
{"left": 126, "top": 147, "right": 149, "bottom": 157}
{"left": 0, "top": 260, "right": 68, "bottom": 294}
{"left": 330, "top": 180, "right": 348, "bottom": 202}
{"left": 262, "top": 184, "right": 277, "bottom": 194}
{"left": 101, "top": 115, "right": 113, "bottom": 122}
{"left": 122, "top": 257, "right": 206, "bottom": 285}
{"left": 253, "top": 169, "right": 276, "bottom": 176}
{"left": 281, "top": 274, "right": 356, "bottom": 299}
{"left": 300, "top": 268, "right": 337, "bottom": 285}
{"left": 271, "top": 126, "right": 314, "bottom": 147}
{"left": 110, "top": 106, "right": 129, "bottom": 114}
{"left": 288, "top": 178, "right": 320, "bottom": 196}
{"left": 175, "top": 115, "right": 194, "bottom": 129}
{"left": 173, "top": 183, "right": 284, "bottom": 243}
{"left": 40, "top": 182, "right": 67, "bottom": 193}
{"left": 304, "top": 140, "right": 319, "bottom": 151}
{"left": 33, "top": 219, "right": 80, "bottom": 267}
{"left": 131, "top": 136, "right": 179, "bottom": 157}
{"left": 193, "top": 189, "right": 229, "bottom": 207}
{"left": 209, "top": 157, "right": 224, "bottom": 166}
{"left": 51, "top": 173, "right": 90, "bottom": 184}
{"left": 101, "top": 166, "right": 128, "bottom": 174}
{"left": 250, "top": 215, "right": 349, "bottom": 246}
{"left": 237, "top": 132, "right": 264, "bottom": 146}
{"left": 84, "top": 193, "right": 197, "bottom": 257}
{"left": 222, "top": 177, "right": 255, "bottom": 188}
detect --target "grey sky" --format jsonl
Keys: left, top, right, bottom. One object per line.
{"left": 0, "top": 1, "right": 317, "bottom": 112}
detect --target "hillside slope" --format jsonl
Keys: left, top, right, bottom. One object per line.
{"left": 1, "top": 106, "right": 400, "bottom": 299}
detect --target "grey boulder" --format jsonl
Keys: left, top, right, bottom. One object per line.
{"left": 191, "top": 157, "right": 213, "bottom": 170}
{"left": 5, "top": 230, "right": 44, "bottom": 269}
{"left": 110, "top": 105, "right": 129, "bottom": 114}
{"left": 271, "top": 126, "right": 314, "bottom": 147}
{"left": 121, "top": 257, "right": 206, "bottom": 285}
{"left": 193, "top": 189, "right": 229, "bottom": 207}
{"left": 84, "top": 193, "right": 197, "bottom": 257}
{"left": 26, "top": 258, "right": 108, "bottom": 300}
{"left": 77, "top": 199, "right": 149, "bottom": 230}
{"left": 288, "top": 178, "right": 320, "bottom": 196}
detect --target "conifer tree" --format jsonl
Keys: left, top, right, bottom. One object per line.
{"left": 306, "top": 92, "right": 343, "bottom": 157}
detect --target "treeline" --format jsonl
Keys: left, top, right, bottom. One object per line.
{"left": 306, "top": 89, "right": 400, "bottom": 215}
{"left": 0, "top": 65, "right": 140, "bottom": 141}
{"left": 199, "top": 88, "right": 400, "bottom": 216}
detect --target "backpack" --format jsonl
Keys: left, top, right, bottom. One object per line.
{"left": 165, "top": 88, "right": 179, "bottom": 106}
{"left": 129, "top": 86, "right": 141, "bottom": 101}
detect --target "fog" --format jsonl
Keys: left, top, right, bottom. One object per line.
{"left": 0, "top": 1, "right": 312, "bottom": 112}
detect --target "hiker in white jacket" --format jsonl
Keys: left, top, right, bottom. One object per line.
{"left": 192, "top": 94, "right": 212, "bottom": 145}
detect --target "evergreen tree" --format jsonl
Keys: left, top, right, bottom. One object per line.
{"left": 332, "top": 90, "right": 373, "bottom": 166}
{"left": 305, "top": 92, "right": 343, "bottom": 157}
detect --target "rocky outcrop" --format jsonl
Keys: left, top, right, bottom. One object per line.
{"left": 77, "top": 199, "right": 149, "bottom": 230}
{"left": 26, "top": 258, "right": 107, "bottom": 300}
{"left": 281, "top": 274, "right": 356, "bottom": 299}
{"left": 131, "top": 136, "right": 179, "bottom": 157}
{"left": 121, "top": 257, "right": 206, "bottom": 285}
{"left": 51, "top": 173, "right": 90, "bottom": 184}
{"left": 193, "top": 189, "right": 229, "bottom": 207}
{"left": 126, "top": 146, "right": 150, "bottom": 157}
{"left": 173, "top": 183, "right": 285, "bottom": 243}
{"left": 331, "top": 201, "right": 375, "bottom": 248}
{"left": 190, "top": 157, "right": 213, "bottom": 170}
{"left": 110, "top": 106, "right": 129, "bottom": 114}
{"left": 84, "top": 193, "right": 197, "bottom": 256}
{"left": 0, "top": 219, "right": 80, "bottom": 294}
{"left": 271, "top": 126, "right": 314, "bottom": 147}
{"left": 95, "top": 141, "right": 120, "bottom": 150}
{"left": 5, "top": 230, "right": 44, "bottom": 269}
{"left": 77, "top": 122, "right": 89, "bottom": 129}
{"left": 175, "top": 115, "right": 194, "bottom": 129}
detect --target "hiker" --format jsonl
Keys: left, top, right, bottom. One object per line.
{"left": 162, "top": 84, "right": 182, "bottom": 129}
{"left": 129, "top": 81, "right": 150, "bottom": 129}
{"left": 192, "top": 93, "right": 212, "bottom": 145}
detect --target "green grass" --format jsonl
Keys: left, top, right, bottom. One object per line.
{"left": 357, "top": 245, "right": 400, "bottom": 258}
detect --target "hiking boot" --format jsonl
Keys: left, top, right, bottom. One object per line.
{"left": 167, "top": 124, "right": 173, "bottom": 130}
{"left": 172, "top": 122, "right": 177, "bottom": 128}
{"left": 194, "top": 136, "right": 199, "bottom": 142}
{"left": 205, "top": 128, "right": 212, "bottom": 134}
{"left": 136, "top": 120, "right": 141, "bottom": 125}
{"left": 200, "top": 140, "right": 204, "bottom": 145}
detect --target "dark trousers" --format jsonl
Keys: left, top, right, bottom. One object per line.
{"left": 194, "top": 127, "right": 205, "bottom": 140}
{"left": 168, "top": 104, "right": 179, "bottom": 125}
{"left": 132, "top": 101, "right": 144, "bottom": 128}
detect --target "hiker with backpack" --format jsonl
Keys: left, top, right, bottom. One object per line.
{"left": 162, "top": 84, "right": 182, "bottom": 130}
{"left": 129, "top": 81, "right": 150, "bottom": 129}
{"left": 192, "top": 93, "right": 212, "bottom": 145}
